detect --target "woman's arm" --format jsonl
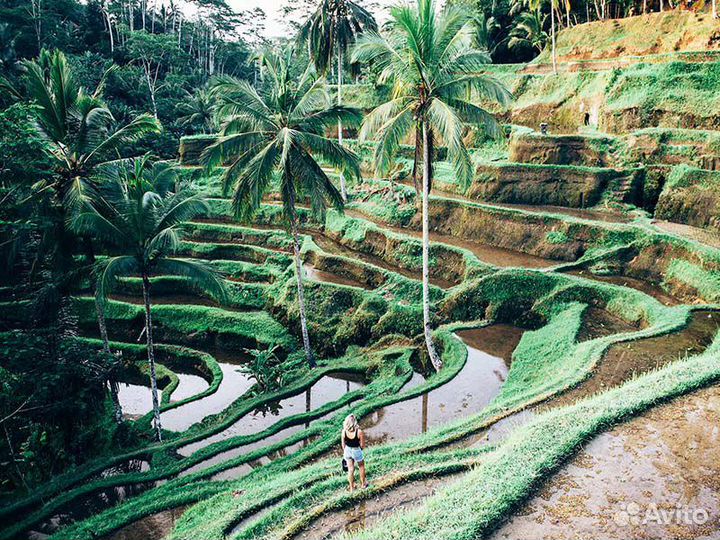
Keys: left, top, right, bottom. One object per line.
{"left": 341, "top": 430, "right": 346, "bottom": 450}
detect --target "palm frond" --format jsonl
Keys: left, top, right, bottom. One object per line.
{"left": 84, "top": 113, "right": 161, "bottom": 166}
{"left": 153, "top": 258, "right": 228, "bottom": 304}
{"left": 94, "top": 256, "right": 140, "bottom": 302}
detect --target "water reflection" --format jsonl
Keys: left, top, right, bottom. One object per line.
{"left": 117, "top": 382, "right": 154, "bottom": 419}
{"left": 161, "top": 350, "right": 255, "bottom": 432}
{"left": 177, "top": 373, "right": 363, "bottom": 480}
{"left": 361, "top": 325, "right": 522, "bottom": 445}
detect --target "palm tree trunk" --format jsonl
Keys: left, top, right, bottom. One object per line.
{"left": 96, "top": 296, "right": 111, "bottom": 355}
{"left": 291, "top": 216, "right": 316, "bottom": 368}
{"left": 551, "top": 5, "right": 557, "bottom": 74}
{"left": 422, "top": 122, "right": 442, "bottom": 372}
{"left": 96, "top": 296, "right": 123, "bottom": 423}
{"left": 141, "top": 274, "right": 163, "bottom": 441}
{"left": 713, "top": 0, "right": 718, "bottom": 19}
{"left": 337, "top": 48, "right": 347, "bottom": 202}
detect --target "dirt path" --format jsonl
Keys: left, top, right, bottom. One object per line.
{"left": 295, "top": 473, "right": 466, "bottom": 540}
{"left": 488, "top": 383, "right": 720, "bottom": 540}
{"left": 651, "top": 220, "right": 720, "bottom": 250}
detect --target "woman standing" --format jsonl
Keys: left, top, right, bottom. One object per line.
{"left": 341, "top": 414, "right": 368, "bottom": 491}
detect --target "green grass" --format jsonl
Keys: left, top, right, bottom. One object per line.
{"left": 347, "top": 331, "right": 720, "bottom": 540}
{"left": 6, "top": 154, "right": 720, "bottom": 540}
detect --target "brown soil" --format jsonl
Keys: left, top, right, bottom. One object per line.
{"left": 576, "top": 306, "right": 638, "bottom": 342}
{"left": 567, "top": 270, "right": 681, "bottom": 306}
{"left": 489, "top": 383, "right": 720, "bottom": 540}
{"left": 101, "top": 506, "right": 188, "bottom": 540}
{"left": 652, "top": 220, "right": 720, "bottom": 250}
{"left": 294, "top": 473, "right": 465, "bottom": 540}
{"left": 305, "top": 264, "right": 372, "bottom": 290}
{"left": 545, "top": 310, "right": 720, "bottom": 410}
{"left": 458, "top": 310, "right": 720, "bottom": 448}
{"left": 346, "top": 209, "right": 557, "bottom": 269}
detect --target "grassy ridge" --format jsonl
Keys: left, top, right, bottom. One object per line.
{"left": 348, "top": 332, "right": 720, "bottom": 540}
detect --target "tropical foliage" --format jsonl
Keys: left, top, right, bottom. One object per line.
{"left": 300, "top": 0, "right": 377, "bottom": 200}
{"left": 353, "top": 0, "right": 511, "bottom": 369}
{"left": 203, "top": 48, "right": 362, "bottom": 367}
{"left": 71, "top": 157, "right": 227, "bottom": 440}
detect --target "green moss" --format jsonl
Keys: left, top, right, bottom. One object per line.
{"left": 666, "top": 259, "right": 720, "bottom": 304}
{"left": 545, "top": 230, "right": 569, "bottom": 244}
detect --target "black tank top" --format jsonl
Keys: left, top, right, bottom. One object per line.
{"left": 345, "top": 429, "right": 361, "bottom": 447}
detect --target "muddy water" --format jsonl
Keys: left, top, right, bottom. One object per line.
{"left": 295, "top": 473, "right": 466, "bottom": 540}
{"left": 360, "top": 325, "right": 521, "bottom": 446}
{"left": 207, "top": 426, "right": 323, "bottom": 481}
{"left": 463, "top": 310, "right": 720, "bottom": 449}
{"left": 489, "top": 383, "right": 720, "bottom": 540}
{"left": 178, "top": 373, "right": 364, "bottom": 457}
{"left": 30, "top": 479, "right": 156, "bottom": 538}
{"left": 182, "top": 386, "right": 356, "bottom": 481}
{"left": 161, "top": 351, "right": 255, "bottom": 432}
{"left": 101, "top": 506, "right": 188, "bottom": 540}
{"left": 549, "top": 310, "right": 720, "bottom": 410}
{"left": 568, "top": 270, "right": 680, "bottom": 306}
{"left": 304, "top": 264, "right": 371, "bottom": 290}
{"left": 344, "top": 210, "right": 557, "bottom": 269}
{"left": 576, "top": 306, "right": 638, "bottom": 342}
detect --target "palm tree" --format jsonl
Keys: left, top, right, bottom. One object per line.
{"left": 550, "top": 0, "right": 558, "bottom": 74}
{"left": 203, "top": 49, "right": 361, "bottom": 369}
{"left": 2, "top": 49, "right": 160, "bottom": 422}
{"left": 177, "top": 87, "right": 217, "bottom": 133}
{"left": 71, "top": 157, "right": 227, "bottom": 441}
{"left": 353, "top": 0, "right": 511, "bottom": 371}
{"left": 5, "top": 50, "right": 160, "bottom": 213}
{"left": 508, "top": 10, "right": 549, "bottom": 53}
{"left": 299, "top": 0, "right": 377, "bottom": 201}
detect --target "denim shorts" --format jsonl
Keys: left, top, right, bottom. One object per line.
{"left": 343, "top": 446, "right": 364, "bottom": 463}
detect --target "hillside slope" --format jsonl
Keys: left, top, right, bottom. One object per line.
{"left": 534, "top": 10, "right": 720, "bottom": 64}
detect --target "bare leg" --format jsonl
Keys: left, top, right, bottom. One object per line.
{"left": 359, "top": 461, "right": 367, "bottom": 488}
{"left": 347, "top": 459, "right": 356, "bottom": 492}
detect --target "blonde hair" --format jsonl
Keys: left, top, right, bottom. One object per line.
{"left": 343, "top": 414, "right": 358, "bottom": 433}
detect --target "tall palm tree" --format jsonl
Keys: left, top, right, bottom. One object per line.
{"left": 2, "top": 49, "right": 160, "bottom": 422}
{"left": 550, "top": 0, "right": 558, "bottom": 74}
{"left": 353, "top": 0, "right": 511, "bottom": 371}
{"left": 203, "top": 49, "right": 361, "bottom": 369}
{"left": 299, "top": 0, "right": 377, "bottom": 201}
{"left": 71, "top": 157, "right": 227, "bottom": 441}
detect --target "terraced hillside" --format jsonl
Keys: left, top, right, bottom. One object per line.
{"left": 2, "top": 11, "right": 720, "bottom": 540}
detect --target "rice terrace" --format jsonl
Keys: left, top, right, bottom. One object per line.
{"left": 1, "top": 0, "right": 720, "bottom": 539}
